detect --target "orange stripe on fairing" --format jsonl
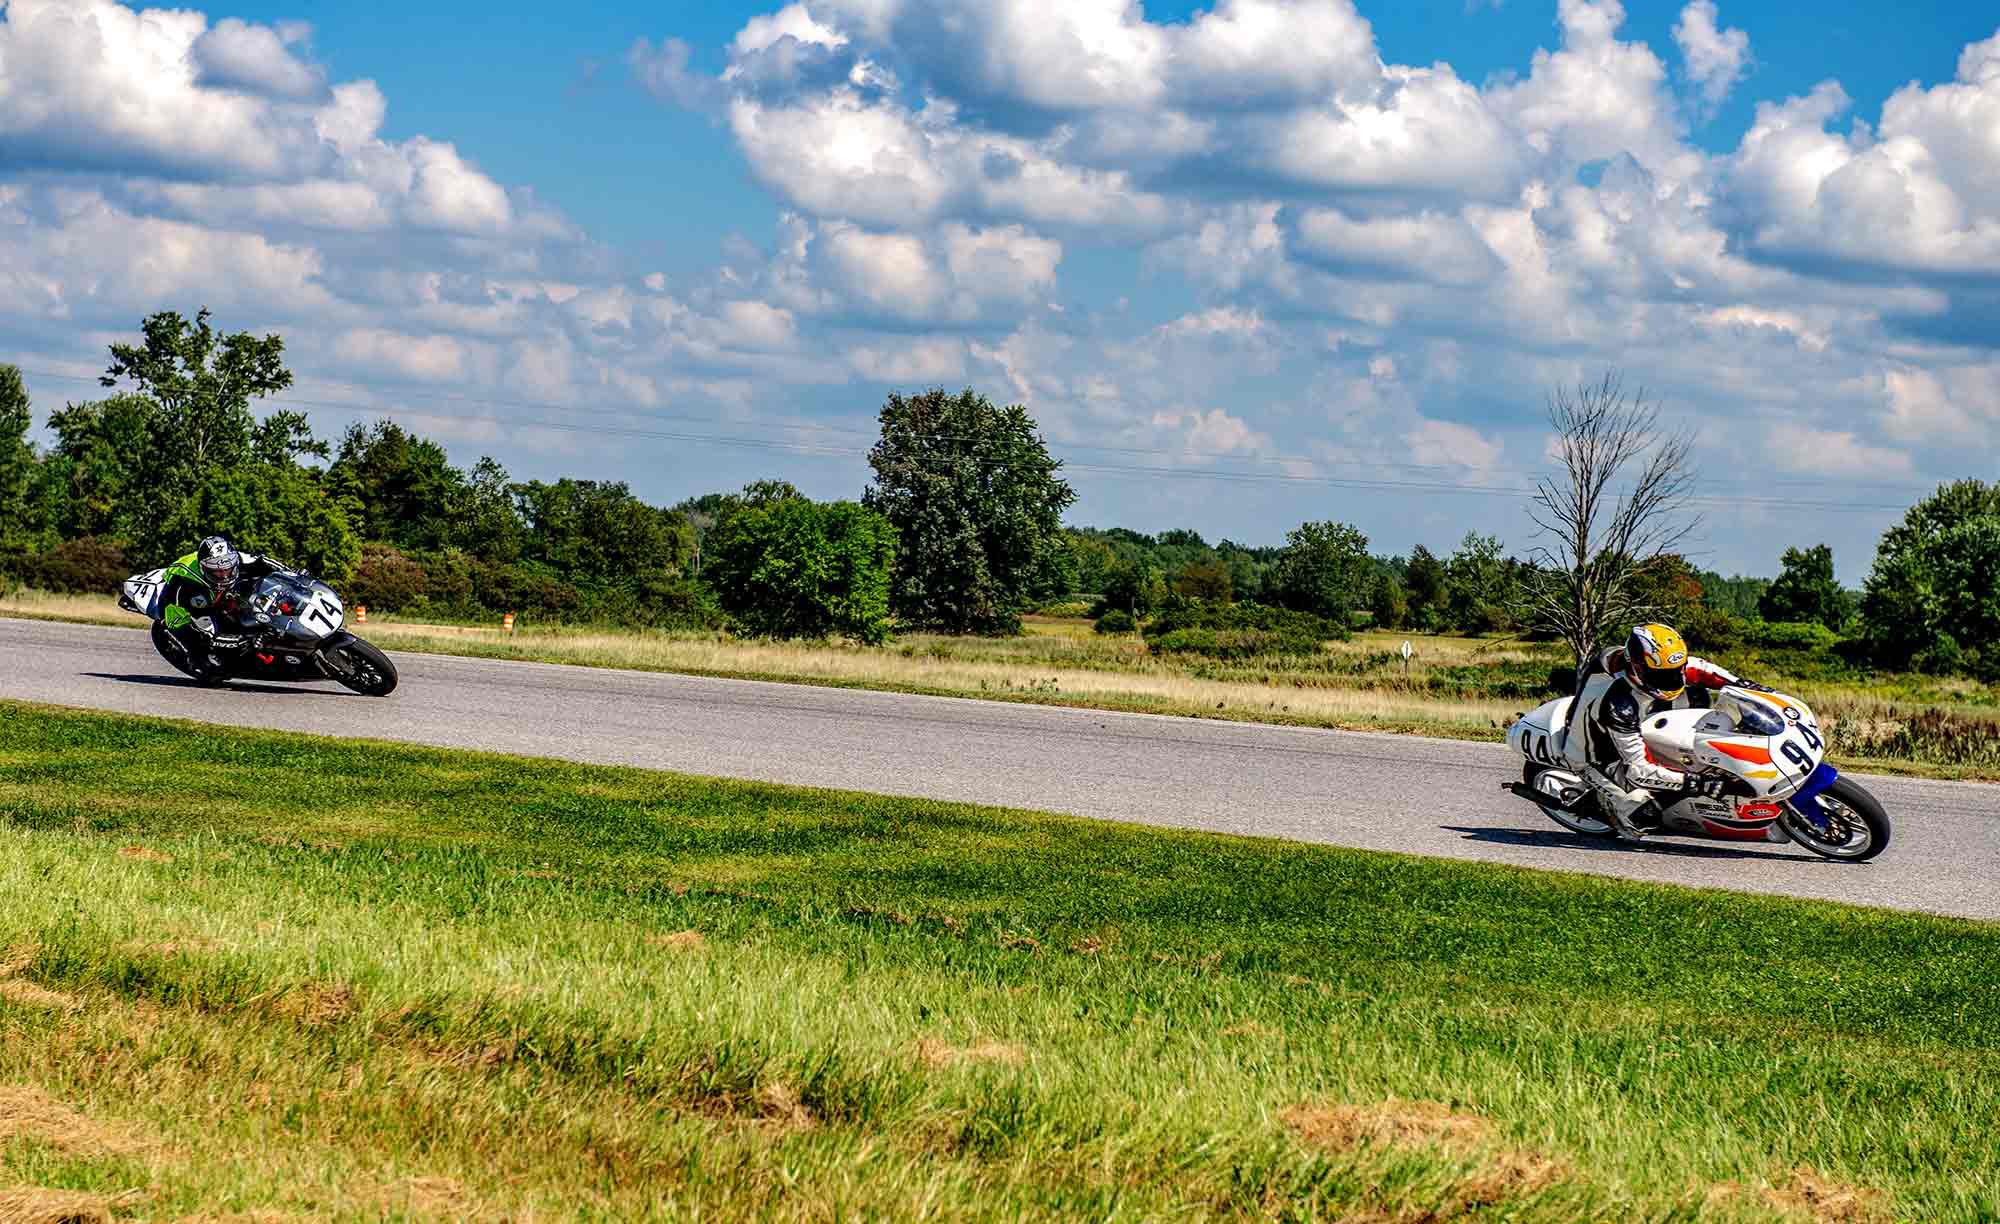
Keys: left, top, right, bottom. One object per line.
{"left": 1740, "top": 691, "right": 1796, "bottom": 717}
{"left": 1713, "top": 741, "right": 1773, "bottom": 764}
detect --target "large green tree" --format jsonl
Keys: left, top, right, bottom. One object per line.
{"left": 100, "top": 307, "right": 294, "bottom": 480}
{"left": 513, "top": 479, "right": 693, "bottom": 587}
{"left": 1403, "top": 545, "right": 1447, "bottom": 631}
{"left": 1269, "top": 520, "right": 1370, "bottom": 627}
{"left": 1860, "top": 481, "right": 2000, "bottom": 671}
{"left": 1758, "top": 544, "right": 1853, "bottom": 631}
{"left": 40, "top": 394, "right": 159, "bottom": 547}
{"left": 160, "top": 464, "right": 361, "bottom": 583}
{"left": 454, "top": 457, "right": 528, "bottom": 565}
{"left": 1442, "top": 532, "right": 1520, "bottom": 635}
{"left": 1369, "top": 572, "right": 1409, "bottom": 630}
{"left": 326, "top": 421, "right": 464, "bottom": 549}
{"left": 864, "top": 388, "right": 1075, "bottom": 634}
{"left": 705, "top": 488, "right": 897, "bottom": 642}
{"left": 0, "top": 365, "right": 39, "bottom": 556}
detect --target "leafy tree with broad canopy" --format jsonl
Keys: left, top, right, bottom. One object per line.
{"left": 0, "top": 365, "right": 38, "bottom": 554}
{"left": 37, "top": 309, "right": 360, "bottom": 569}
{"left": 1758, "top": 544, "right": 1853, "bottom": 631}
{"left": 1402, "top": 544, "right": 1447, "bottom": 631}
{"left": 704, "top": 486, "right": 897, "bottom": 643}
{"left": 100, "top": 307, "right": 299, "bottom": 480}
{"left": 864, "top": 388, "right": 1075, "bottom": 634}
{"left": 1860, "top": 481, "right": 2000, "bottom": 671}
{"left": 1269, "top": 520, "right": 1370, "bottom": 629}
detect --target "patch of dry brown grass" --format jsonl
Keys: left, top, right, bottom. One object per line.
{"left": 1281, "top": 1099, "right": 1493, "bottom": 1153}
{"left": 913, "top": 1038, "right": 1026, "bottom": 1069}
{"left": 115, "top": 846, "right": 173, "bottom": 864}
{"left": 0, "top": 982, "right": 82, "bottom": 1013}
{"left": 754, "top": 1082, "right": 815, "bottom": 1131}
{"left": 1756, "top": 1166, "right": 1892, "bottom": 1223}
{"left": 1282, "top": 1100, "right": 1573, "bottom": 1213}
{"left": 372, "top": 1176, "right": 479, "bottom": 1220}
{"left": 1453, "top": 1150, "right": 1571, "bottom": 1205}
{"left": 645, "top": 930, "right": 706, "bottom": 952}
{"left": 1220, "top": 1021, "right": 1278, "bottom": 1038}
{"left": 0, "top": 1186, "right": 124, "bottom": 1224}
{"left": 274, "top": 984, "right": 358, "bottom": 1027}
{"left": 0, "top": 1085, "right": 154, "bottom": 1158}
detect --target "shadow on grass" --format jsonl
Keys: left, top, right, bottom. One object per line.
{"left": 1443, "top": 824, "right": 1832, "bottom": 864}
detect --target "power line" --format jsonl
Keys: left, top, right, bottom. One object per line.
{"left": 278, "top": 393, "right": 1920, "bottom": 513}
{"left": 13, "top": 363, "right": 1951, "bottom": 496}
{"left": 9, "top": 364, "right": 1929, "bottom": 513}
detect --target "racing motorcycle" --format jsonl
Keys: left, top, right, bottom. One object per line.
{"left": 117, "top": 567, "right": 398, "bottom": 697}
{"left": 1504, "top": 681, "right": 1889, "bottom": 862}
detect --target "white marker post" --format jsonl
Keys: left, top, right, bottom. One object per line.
{"left": 1400, "top": 639, "right": 1413, "bottom": 679}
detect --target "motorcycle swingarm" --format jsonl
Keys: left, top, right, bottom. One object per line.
{"left": 1503, "top": 780, "right": 1590, "bottom": 813}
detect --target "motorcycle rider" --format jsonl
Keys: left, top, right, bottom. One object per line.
{"left": 156, "top": 536, "right": 299, "bottom": 681}
{"left": 1567, "top": 623, "right": 1767, "bottom": 841}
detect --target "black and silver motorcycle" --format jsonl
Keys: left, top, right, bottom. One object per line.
{"left": 118, "top": 567, "right": 398, "bottom": 697}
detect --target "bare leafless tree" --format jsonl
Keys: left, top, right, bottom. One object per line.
{"left": 1524, "top": 372, "right": 1698, "bottom": 668}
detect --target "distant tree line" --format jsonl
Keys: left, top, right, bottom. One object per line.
{"left": 0, "top": 311, "right": 1076, "bottom": 643}
{"left": 0, "top": 309, "right": 1995, "bottom": 682}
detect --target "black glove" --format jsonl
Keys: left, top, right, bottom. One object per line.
{"left": 1683, "top": 775, "right": 1731, "bottom": 799}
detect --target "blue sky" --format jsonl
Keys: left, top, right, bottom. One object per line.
{"left": 4, "top": 0, "right": 1999, "bottom": 581}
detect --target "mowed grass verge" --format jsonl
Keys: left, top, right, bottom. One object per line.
{"left": 0, "top": 702, "right": 1995, "bottom": 1221}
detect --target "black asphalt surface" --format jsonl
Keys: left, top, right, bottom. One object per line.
{"left": 4, "top": 617, "right": 1995, "bottom": 920}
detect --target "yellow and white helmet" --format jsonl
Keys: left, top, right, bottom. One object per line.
{"left": 1626, "top": 623, "right": 1689, "bottom": 700}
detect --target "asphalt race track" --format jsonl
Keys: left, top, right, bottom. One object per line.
{"left": 3, "top": 617, "right": 1995, "bottom": 921}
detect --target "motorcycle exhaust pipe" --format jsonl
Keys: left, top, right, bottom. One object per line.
{"left": 1504, "top": 780, "right": 1588, "bottom": 812}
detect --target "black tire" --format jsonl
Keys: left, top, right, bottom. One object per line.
{"left": 151, "top": 622, "right": 227, "bottom": 685}
{"left": 1524, "top": 762, "right": 1612, "bottom": 837}
{"left": 322, "top": 637, "right": 398, "bottom": 697}
{"left": 1780, "top": 776, "right": 1890, "bottom": 863}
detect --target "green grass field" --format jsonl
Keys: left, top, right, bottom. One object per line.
{"left": 1, "top": 702, "right": 1995, "bottom": 1221}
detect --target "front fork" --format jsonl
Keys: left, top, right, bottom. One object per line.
{"left": 1783, "top": 763, "right": 1841, "bottom": 832}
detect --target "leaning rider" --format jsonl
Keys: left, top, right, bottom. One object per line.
{"left": 1569, "top": 623, "right": 1768, "bottom": 841}
{"left": 156, "top": 536, "right": 297, "bottom": 681}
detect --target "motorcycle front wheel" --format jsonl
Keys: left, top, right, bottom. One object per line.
{"left": 1780, "top": 777, "right": 1890, "bottom": 863}
{"left": 321, "top": 637, "right": 399, "bottom": 697}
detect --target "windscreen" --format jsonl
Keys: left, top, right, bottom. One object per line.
{"left": 1731, "top": 700, "right": 1785, "bottom": 736}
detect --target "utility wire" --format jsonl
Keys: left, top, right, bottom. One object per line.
{"left": 11, "top": 364, "right": 1930, "bottom": 513}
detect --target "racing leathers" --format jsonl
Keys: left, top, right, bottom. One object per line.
{"left": 156, "top": 549, "right": 296, "bottom": 680}
{"left": 1566, "top": 647, "right": 1750, "bottom": 837}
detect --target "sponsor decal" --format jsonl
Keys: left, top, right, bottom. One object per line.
{"left": 189, "top": 594, "right": 209, "bottom": 610}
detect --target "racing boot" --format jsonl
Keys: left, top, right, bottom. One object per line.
{"left": 1585, "top": 768, "right": 1655, "bottom": 842}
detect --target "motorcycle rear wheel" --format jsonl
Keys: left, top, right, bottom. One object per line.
{"left": 150, "top": 622, "right": 227, "bottom": 686}
{"left": 322, "top": 637, "right": 398, "bottom": 697}
{"left": 1780, "top": 777, "right": 1890, "bottom": 863}
{"left": 1523, "top": 763, "right": 1613, "bottom": 837}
